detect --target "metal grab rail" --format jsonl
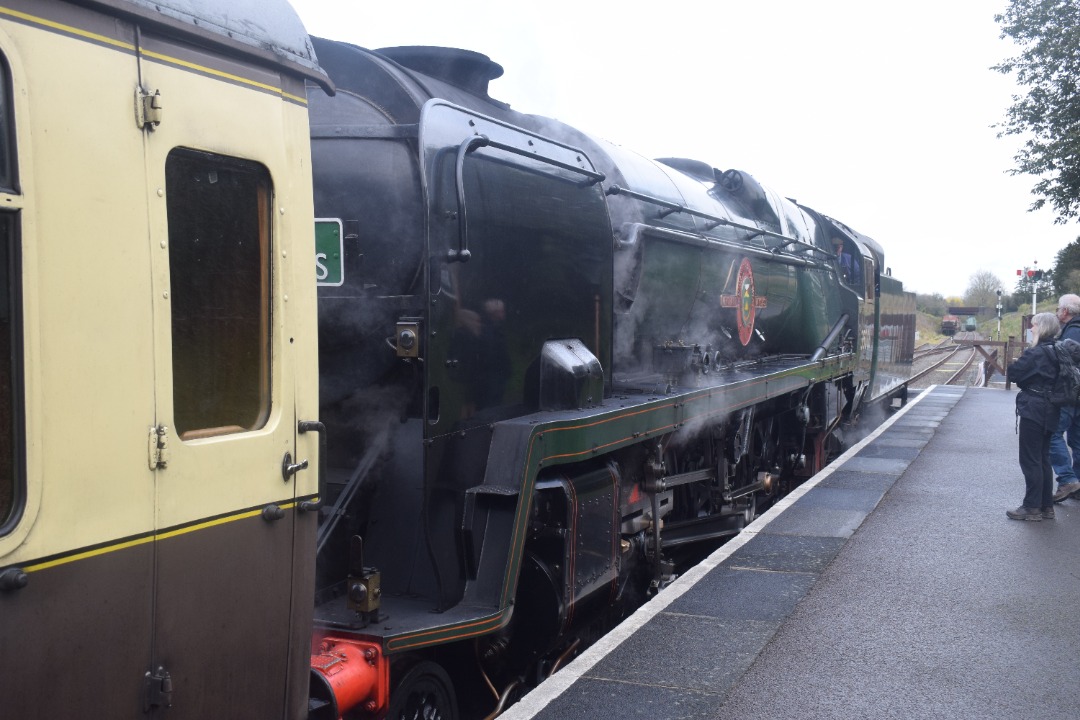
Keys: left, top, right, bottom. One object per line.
{"left": 605, "top": 183, "right": 793, "bottom": 243}
{"left": 451, "top": 134, "right": 606, "bottom": 262}
{"left": 298, "top": 420, "right": 326, "bottom": 513}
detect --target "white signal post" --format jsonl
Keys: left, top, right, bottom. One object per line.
{"left": 1020, "top": 261, "right": 1039, "bottom": 316}
{"left": 997, "top": 289, "right": 1003, "bottom": 341}
{"left": 1032, "top": 260, "right": 1038, "bottom": 316}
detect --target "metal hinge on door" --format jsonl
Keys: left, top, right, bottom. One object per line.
{"left": 143, "top": 666, "right": 173, "bottom": 712}
{"left": 148, "top": 425, "right": 169, "bottom": 470}
{"left": 135, "top": 87, "right": 163, "bottom": 130}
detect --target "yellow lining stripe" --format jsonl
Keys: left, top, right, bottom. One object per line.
{"left": 0, "top": 6, "right": 134, "bottom": 51}
{"left": 22, "top": 500, "right": 300, "bottom": 573}
{"left": 26, "top": 534, "right": 155, "bottom": 573}
{"left": 140, "top": 49, "right": 308, "bottom": 105}
{"left": 0, "top": 6, "right": 306, "bottom": 105}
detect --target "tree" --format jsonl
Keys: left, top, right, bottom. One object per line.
{"left": 1053, "top": 237, "right": 1080, "bottom": 293}
{"left": 964, "top": 270, "right": 1006, "bottom": 310}
{"left": 993, "top": 1, "right": 1080, "bottom": 223}
{"left": 1013, "top": 266, "right": 1054, "bottom": 307}
{"left": 915, "top": 292, "right": 947, "bottom": 316}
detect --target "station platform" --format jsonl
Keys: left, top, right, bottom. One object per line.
{"left": 500, "top": 385, "right": 1080, "bottom": 720}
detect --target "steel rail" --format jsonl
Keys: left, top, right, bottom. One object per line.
{"left": 945, "top": 346, "right": 979, "bottom": 386}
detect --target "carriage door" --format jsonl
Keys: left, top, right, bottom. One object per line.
{"left": 137, "top": 32, "right": 304, "bottom": 719}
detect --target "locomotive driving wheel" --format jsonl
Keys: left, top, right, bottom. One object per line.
{"left": 731, "top": 417, "right": 782, "bottom": 525}
{"left": 740, "top": 492, "right": 758, "bottom": 526}
{"left": 384, "top": 661, "right": 458, "bottom": 720}
{"left": 751, "top": 418, "right": 781, "bottom": 479}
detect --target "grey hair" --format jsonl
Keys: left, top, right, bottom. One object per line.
{"left": 1031, "top": 311, "right": 1061, "bottom": 346}
{"left": 1059, "top": 294, "right": 1080, "bottom": 318}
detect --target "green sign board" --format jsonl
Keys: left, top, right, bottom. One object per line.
{"left": 315, "top": 219, "right": 343, "bottom": 287}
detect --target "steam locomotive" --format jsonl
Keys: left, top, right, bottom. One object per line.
{"left": 305, "top": 38, "right": 913, "bottom": 719}
{"left": 0, "top": 2, "right": 913, "bottom": 719}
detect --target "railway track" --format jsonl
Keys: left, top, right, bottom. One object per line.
{"left": 910, "top": 336, "right": 986, "bottom": 388}
{"left": 946, "top": 345, "right": 981, "bottom": 386}
{"left": 913, "top": 343, "right": 955, "bottom": 361}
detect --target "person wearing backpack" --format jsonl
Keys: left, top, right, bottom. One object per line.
{"left": 1051, "top": 294, "right": 1080, "bottom": 502}
{"left": 1006, "top": 311, "right": 1061, "bottom": 521}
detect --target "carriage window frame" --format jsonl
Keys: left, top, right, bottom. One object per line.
{"left": 0, "top": 213, "right": 24, "bottom": 536}
{"left": 165, "top": 148, "right": 272, "bottom": 440}
{"left": 0, "top": 47, "right": 23, "bottom": 536}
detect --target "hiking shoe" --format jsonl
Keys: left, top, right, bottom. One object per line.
{"left": 1042, "top": 507, "right": 1056, "bottom": 520}
{"left": 1053, "top": 482, "right": 1080, "bottom": 503}
{"left": 1006, "top": 506, "right": 1043, "bottom": 521}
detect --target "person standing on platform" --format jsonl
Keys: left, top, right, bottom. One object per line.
{"left": 1051, "top": 294, "right": 1080, "bottom": 501}
{"left": 1006, "top": 311, "right": 1061, "bottom": 521}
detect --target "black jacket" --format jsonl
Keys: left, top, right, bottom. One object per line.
{"left": 1062, "top": 316, "right": 1080, "bottom": 344}
{"left": 1007, "top": 337, "right": 1059, "bottom": 429}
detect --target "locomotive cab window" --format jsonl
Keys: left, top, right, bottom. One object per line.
{"left": 165, "top": 149, "right": 271, "bottom": 439}
{"left": 831, "top": 237, "right": 863, "bottom": 291}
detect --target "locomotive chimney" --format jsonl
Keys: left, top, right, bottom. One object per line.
{"left": 376, "top": 46, "right": 504, "bottom": 97}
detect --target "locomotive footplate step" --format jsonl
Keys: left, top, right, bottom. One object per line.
{"left": 503, "top": 385, "right": 1080, "bottom": 719}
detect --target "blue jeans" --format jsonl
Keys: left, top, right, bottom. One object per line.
{"left": 1049, "top": 405, "right": 1080, "bottom": 485}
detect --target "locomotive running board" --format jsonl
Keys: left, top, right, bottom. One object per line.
{"left": 316, "top": 352, "right": 855, "bottom": 652}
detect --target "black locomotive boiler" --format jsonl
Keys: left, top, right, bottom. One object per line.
{"left": 304, "top": 40, "right": 915, "bottom": 718}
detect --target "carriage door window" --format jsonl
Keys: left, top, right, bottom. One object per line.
{"left": 165, "top": 149, "right": 271, "bottom": 439}
{"left": 0, "top": 215, "right": 21, "bottom": 533}
{"left": 0, "top": 51, "right": 21, "bottom": 534}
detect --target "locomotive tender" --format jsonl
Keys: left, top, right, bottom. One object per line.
{"left": 0, "top": 1, "right": 914, "bottom": 719}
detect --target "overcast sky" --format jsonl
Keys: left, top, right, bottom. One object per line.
{"left": 290, "top": 0, "right": 1076, "bottom": 300}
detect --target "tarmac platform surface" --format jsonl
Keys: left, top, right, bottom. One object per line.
{"left": 500, "top": 385, "right": 1080, "bottom": 719}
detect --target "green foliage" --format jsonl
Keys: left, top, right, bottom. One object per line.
{"left": 993, "top": 0, "right": 1080, "bottom": 223}
{"left": 1013, "top": 264, "right": 1054, "bottom": 305}
{"left": 915, "top": 292, "right": 947, "bottom": 315}
{"left": 994, "top": 297, "right": 1058, "bottom": 340}
{"left": 1053, "top": 237, "right": 1080, "bottom": 293}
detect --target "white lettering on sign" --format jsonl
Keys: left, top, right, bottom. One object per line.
{"left": 315, "top": 253, "right": 329, "bottom": 281}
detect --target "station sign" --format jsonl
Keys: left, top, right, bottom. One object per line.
{"left": 315, "top": 218, "right": 343, "bottom": 287}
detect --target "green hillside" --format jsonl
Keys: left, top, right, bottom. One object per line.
{"left": 918, "top": 299, "right": 1058, "bottom": 346}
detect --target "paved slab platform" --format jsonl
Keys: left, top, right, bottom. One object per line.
{"left": 501, "top": 386, "right": 1080, "bottom": 720}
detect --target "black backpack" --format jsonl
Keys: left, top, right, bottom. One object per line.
{"left": 1047, "top": 338, "right": 1080, "bottom": 406}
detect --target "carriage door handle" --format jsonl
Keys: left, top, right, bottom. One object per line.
{"left": 282, "top": 452, "right": 309, "bottom": 482}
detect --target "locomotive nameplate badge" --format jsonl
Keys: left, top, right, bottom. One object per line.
{"left": 315, "top": 218, "right": 344, "bottom": 287}
{"left": 720, "top": 258, "right": 767, "bottom": 346}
